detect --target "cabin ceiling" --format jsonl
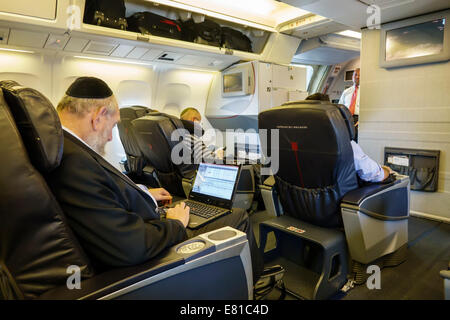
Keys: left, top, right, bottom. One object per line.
{"left": 280, "top": 0, "right": 450, "bottom": 29}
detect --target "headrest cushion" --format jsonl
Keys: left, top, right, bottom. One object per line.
{"left": 66, "top": 76, "right": 113, "bottom": 99}
{"left": 0, "top": 81, "right": 63, "bottom": 172}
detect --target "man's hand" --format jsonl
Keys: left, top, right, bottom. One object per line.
{"left": 148, "top": 188, "right": 172, "bottom": 202}
{"left": 166, "top": 202, "right": 190, "bottom": 228}
{"left": 214, "top": 148, "right": 224, "bottom": 159}
{"left": 381, "top": 165, "right": 396, "bottom": 181}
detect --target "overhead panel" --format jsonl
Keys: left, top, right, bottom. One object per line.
{"left": 64, "top": 38, "right": 89, "bottom": 53}
{"left": 110, "top": 44, "right": 135, "bottom": 58}
{"left": 8, "top": 29, "right": 49, "bottom": 48}
{"left": 83, "top": 41, "right": 118, "bottom": 55}
{"left": 44, "top": 34, "right": 70, "bottom": 50}
{"left": 196, "top": 57, "right": 217, "bottom": 68}
{"left": 156, "top": 52, "right": 184, "bottom": 62}
{"left": 177, "top": 55, "right": 202, "bottom": 66}
{"left": 0, "top": 27, "right": 9, "bottom": 44}
{"left": 126, "top": 47, "right": 149, "bottom": 59}
{"left": 141, "top": 49, "right": 165, "bottom": 61}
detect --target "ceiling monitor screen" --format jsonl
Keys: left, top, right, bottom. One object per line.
{"left": 221, "top": 62, "right": 255, "bottom": 97}
{"left": 379, "top": 10, "right": 450, "bottom": 68}
{"left": 223, "top": 73, "right": 243, "bottom": 93}
{"left": 386, "top": 19, "right": 445, "bottom": 61}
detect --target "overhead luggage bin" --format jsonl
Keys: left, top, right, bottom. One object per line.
{"left": 0, "top": 0, "right": 57, "bottom": 20}
{"left": 291, "top": 33, "right": 360, "bottom": 65}
{"left": 0, "top": 0, "right": 318, "bottom": 70}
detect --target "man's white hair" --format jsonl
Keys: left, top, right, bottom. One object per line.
{"left": 56, "top": 95, "right": 118, "bottom": 117}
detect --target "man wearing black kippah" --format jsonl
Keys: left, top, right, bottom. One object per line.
{"left": 47, "top": 77, "right": 263, "bottom": 284}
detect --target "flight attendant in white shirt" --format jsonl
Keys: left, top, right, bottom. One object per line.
{"left": 306, "top": 91, "right": 394, "bottom": 183}
{"left": 339, "top": 68, "right": 360, "bottom": 140}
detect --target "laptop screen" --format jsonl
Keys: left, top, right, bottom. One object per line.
{"left": 191, "top": 163, "right": 240, "bottom": 201}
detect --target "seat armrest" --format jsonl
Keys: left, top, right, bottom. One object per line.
{"left": 262, "top": 176, "right": 275, "bottom": 188}
{"left": 39, "top": 227, "right": 251, "bottom": 300}
{"left": 341, "top": 175, "right": 410, "bottom": 221}
{"left": 142, "top": 165, "right": 155, "bottom": 175}
{"left": 181, "top": 177, "right": 194, "bottom": 198}
{"left": 258, "top": 176, "right": 282, "bottom": 217}
{"left": 39, "top": 249, "right": 186, "bottom": 300}
{"left": 140, "top": 165, "right": 161, "bottom": 187}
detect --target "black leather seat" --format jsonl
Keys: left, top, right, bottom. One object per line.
{"left": 0, "top": 82, "right": 253, "bottom": 300}
{"left": 118, "top": 107, "right": 197, "bottom": 197}
{"left": 261, "top": 101, "right": 359, "bottom": 228}
{"left": 0, "top": 80, "right": 94, "bottom": 299}
{"left": 129, "top": 112, "right": 197, "bottom": 197}
{"left": 117, "top": 106, "right": 160, "bottom": 186}
{"left": 119, "top": 108, "right": 257, "bottom": 210}
{"left": 257, "top": 100, "right": 410, "bottom": 299}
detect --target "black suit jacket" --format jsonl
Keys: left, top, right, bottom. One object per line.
{"left": 47, "top": 131, "right": 188, "bottom": 269}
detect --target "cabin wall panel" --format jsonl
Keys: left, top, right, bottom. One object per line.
{"left": 0, "top": 52, "right": 52, "bottom": 98}
{"left": 359, "top": 29, "right": 450, "bottom": 221}
{"left": 152, "top": 67, "right": 217, "bottom": 146}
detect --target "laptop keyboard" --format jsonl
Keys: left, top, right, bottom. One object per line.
{"left": 185, "top": 200, "right": 227, "bottom": 219}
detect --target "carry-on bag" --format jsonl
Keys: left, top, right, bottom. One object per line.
{"left": 127, "top": 11, "right": 183, "bottom": 40}
{"left": 221, "top": 27, "right": 253, "bottom": 52}
{"left": 182, "top": 19, "right": 222, "bottom": 47}
{"left": 84, "top": 0, "right": 127, "bottom": 30}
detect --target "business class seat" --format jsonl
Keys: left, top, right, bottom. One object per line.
{"left": 117, "top": 106, "right": 160, "bottom": 187}
{"left": 257, "top": 101, "right": 410, "bottom": 299}
{"left": 0, "top": 81, "right": 253, "bottom": 300}
{"left": 124, "top": 111, "right": 198, "bottom": 198}
{"left": 121, "top": 111, "right": 257, "bottom": 210}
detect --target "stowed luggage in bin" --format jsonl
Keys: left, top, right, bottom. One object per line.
{"left": 182, "top": 19, "right": 222, "bottom": 47}
{"left": 83, "top": 0, "right": 128, "bottom": 30}
{"left": 221, "top": 27, "right": 253, "bottom": 52}
{"left": 127, "top": 11, "right": 183, "bottom": 40}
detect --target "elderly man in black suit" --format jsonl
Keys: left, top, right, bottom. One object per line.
{"left": 47, "top": 77, "right": 264, "bottom": 284}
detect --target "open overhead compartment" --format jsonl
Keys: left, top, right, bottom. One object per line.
{"left": 278, "top": 12, "right": 352, "bottom": 39}
{"left": 0, "top": 0, "right": 307, "bottom": 70}
{"left": 291, "top": 33, "right": 360, "bottom": 65}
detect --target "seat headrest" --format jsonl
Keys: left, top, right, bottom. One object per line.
{"left": 0, "top": 81, "right": 63, "bottom": 173}
{"left": 131, "top": 115, "right": 176, "bottom": 173}
{"left": 334, "top": 104, "right": 356, "bottom": 141}
{"left": 119, "top": 105, "right": 153, "bottom": 120}
{"left": 282, "top": 100, "right": 328, "bottom": 106}
{"left": 284, "top": 100, "right": 356, "bottom": 141}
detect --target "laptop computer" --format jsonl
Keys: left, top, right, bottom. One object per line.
{"left": 170, "top": 162, "right": 241, "bottom": 229}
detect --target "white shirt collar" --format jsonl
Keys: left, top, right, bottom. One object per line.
{"left": 62, "top": 126, "right": 97, "bottom": 153}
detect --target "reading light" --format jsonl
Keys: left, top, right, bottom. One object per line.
{"left": 74, "top": 55, "right": 153, "bottom": 66}
{"left": 336, "top": 30, "right": 362, "bottom": 39}
{"left": 0, "top": 48, "right": 35, "bottom": 54}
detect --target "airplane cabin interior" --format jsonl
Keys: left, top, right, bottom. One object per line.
{"left": 0, "top": 0, "right": 449, "bottom": 303}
